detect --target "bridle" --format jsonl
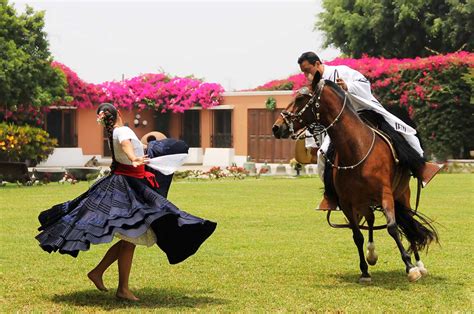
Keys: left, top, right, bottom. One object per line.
{"left": 279, "top": 84, "right": 323, "bottom": 137}
{"left": 280, "top": 80, "right": 347, "bottom": 140}
{"left": 280, "top": 80, "right": 375, "bottom": 170}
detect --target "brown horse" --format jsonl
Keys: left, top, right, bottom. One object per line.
{"left": 272, "top": 76, "right": 438, "bottom": 283}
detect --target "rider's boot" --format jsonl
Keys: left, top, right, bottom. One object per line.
{"left": 318, "top": 193, "right": 338, "bottom": 210}
{"left": 416, "top": 162, "right": 444, "bottom": 188}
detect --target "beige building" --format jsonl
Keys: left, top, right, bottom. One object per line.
{"left": 45, "top": 91, "right": 297, "bottom": 165}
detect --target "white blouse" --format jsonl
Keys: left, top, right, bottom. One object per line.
{"left": 112, "top": 126, "right": 144, "bottom": 165}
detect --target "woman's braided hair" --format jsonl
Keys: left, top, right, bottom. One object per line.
{"left": 97, "top": 103, "right": 118, "bottom": 171}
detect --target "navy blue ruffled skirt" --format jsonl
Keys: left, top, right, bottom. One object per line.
{"left": 36, "top": 174, "right": 216, "bottom": 264}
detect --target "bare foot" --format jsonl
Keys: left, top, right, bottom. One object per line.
{"left": 87, "top": 270, "right": 108, "bottom": 292}
{"left": 116, "top": 289, "right": 139, "bottom": 301}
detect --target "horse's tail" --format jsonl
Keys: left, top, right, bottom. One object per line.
{"left": 394, "top": 201, "right": 439, "bottom": 252}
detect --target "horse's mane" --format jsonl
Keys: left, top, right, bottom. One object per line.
{"left": 323, "top": 79, "right": 345, "bottom": 99}
{"left": 320, "top": 79, "right": 359, "bottom": 116}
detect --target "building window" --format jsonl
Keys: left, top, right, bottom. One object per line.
{"left": 212, "top": 110, "right": 232, "bottom": 148}
{"left": 154, "top": 111, "right": 171, "bottom": 137}
{"left": 181, "top": 110, "right": 201, "bottom": 147}
{"left": 45, "top": 109, "right": 77, "bottom": 147}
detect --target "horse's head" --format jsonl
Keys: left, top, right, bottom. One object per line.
{"left": 272, "top": 71, "right": 324, "bottom": 139}
{"left": 272, "top": 87, "right": 315, "bottom": 139}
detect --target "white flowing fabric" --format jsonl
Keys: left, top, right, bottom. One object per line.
{"left": 147, "top": 153, "right": 189, "bottom": 175}
{"left": 304, "top": 65, "right": 424, "bottom": 179}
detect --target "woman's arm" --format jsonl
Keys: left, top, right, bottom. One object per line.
{"left": 121, "top": 139, "right": 149, "bottom": 167}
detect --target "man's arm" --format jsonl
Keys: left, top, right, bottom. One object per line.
{"left": 336, "top": 66, "right": 374, "bottom": 100}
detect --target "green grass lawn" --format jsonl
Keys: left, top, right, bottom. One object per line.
{"left": 0, "top": 174, "right": 473, "bottom": 312}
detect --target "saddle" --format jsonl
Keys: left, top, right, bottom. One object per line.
{"left": 358, "top": 110, "right": 418, "bottom": 167}
{"left": 294, "top": 110, "right": 400, "bottom": 165}
{"left": 361, "top": 124, "right": 399, "bottom": 165}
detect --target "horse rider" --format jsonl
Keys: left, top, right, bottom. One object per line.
{"left": 297, "top": 51, "right": 443, "bottom": 210}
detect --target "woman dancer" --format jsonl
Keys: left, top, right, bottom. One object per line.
{"left": 36, "top": 103, "right": 216, "bottom": 301}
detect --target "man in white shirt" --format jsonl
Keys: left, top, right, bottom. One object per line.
{"left": 297, "top": 52, "right": 442, "bottom": 210}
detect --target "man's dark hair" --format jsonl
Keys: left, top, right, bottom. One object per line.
{"left": 297, "top": 52, "right": 321, "bottom": 65}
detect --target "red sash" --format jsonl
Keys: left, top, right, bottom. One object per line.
{"left": 114, "top": 162, "right": 158, "bottom": 188}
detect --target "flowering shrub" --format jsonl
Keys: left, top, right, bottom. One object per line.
{"left": 253, "top": 52, "right": 474, "bottom": 159}
{"left": 253, "top": 73, "right": 307, "bottom": 91}
{"left": 0, "top": 123, "right": 57, "bottom": 165}
{"left": 365, "top": 53, "right": 474, "bottom": 159}
{"left": 0, "top": 105, "right": 48, "bottom": 126}
{"left": 60, "top": 172, "right": 78, "bottom": 185}
{"left": 206, "top": 166, "right": 227, "bottom": 180}
{"left": 51, "top": 62, "right": 99, "bottom": 108}
{"left": 226, "top": 165, "right": 249, "bottom": 179}
{"left": 52, "top": 62, "right": 224, "bottom": 112}
{"left": 174, "top": 169, "right": 204, "bottom": 180}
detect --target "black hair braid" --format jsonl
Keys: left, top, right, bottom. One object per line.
{"left": 97, "top": 103, "right": 119, "bottom": 172}
{"left": 103, "top": 110, "right": 118, "bottom": 172}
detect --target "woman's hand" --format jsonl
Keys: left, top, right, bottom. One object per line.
{"left": 132, "top": 155, "right": 150, "bottom": 167}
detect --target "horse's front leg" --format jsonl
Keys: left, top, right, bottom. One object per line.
{"left": 347, "top": 213, "right": 371, "bottom": 283}
{"left": 383, "top": 193, "right": 421, "bottom": 282}
{"left": 366, "top": 210, "right": 378, "bottom": 266}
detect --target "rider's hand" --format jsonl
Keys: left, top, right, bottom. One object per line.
{"left": 336, "top": 78, "right": 348, "bottom": 91}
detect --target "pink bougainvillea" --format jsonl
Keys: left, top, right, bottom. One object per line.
{"left": 252, "top": 51, "right": 474, "bottom": 159}
{"left": 326, "top": 51, "right": 474, "bottom": 79}
{"left": 252, "top": 73, "right": 307, "bottom": 91}
{"left": 252, "top": 51, "right": 474, "bottom": 92}
{"left": 51, "top": 63, "right": 224, "bottom": 112}
{"left": 52, "top": 62, "right": 100, "bottom": 108}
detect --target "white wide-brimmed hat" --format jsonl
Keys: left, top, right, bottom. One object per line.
{"left": 140, "top": 131, "right": 167, "bottom": 145}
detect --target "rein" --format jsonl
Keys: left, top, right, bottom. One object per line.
{"left": 320, "top": 129, "right": 376, "bottom": 170}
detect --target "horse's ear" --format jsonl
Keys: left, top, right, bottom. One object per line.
{"left": 310, "top": 71, "right": 322, "bottom": 92}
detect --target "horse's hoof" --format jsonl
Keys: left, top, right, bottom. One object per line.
{"left": 366, "top": 256, "right": 378, "bottom": 266}
{"left": 416, "top": 261, "right": 428, "bottom": 276}
{"left": 366, "top": 253, "right": 378, "bottom": 266}
{"left": 358, "top": 276, "right": 372, "bottom": 284}
{"left": 407, "top": 267, "right": 422, "bottom": 282}
{"left": 418, "top": 267, "right": 428, "bottom": 276}
{"left": 366, "top": 242, "right": 378, "bottom": 266}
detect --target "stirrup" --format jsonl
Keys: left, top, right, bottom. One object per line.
{"left": 419, "top": 162, "right": 444, "bottom": 188}
{"left": 317, "top": 196, "right": 338, "bottom": 211}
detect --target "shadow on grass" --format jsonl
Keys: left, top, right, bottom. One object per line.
{"left": 319, "top": 269, "right": 448, "bottom": 290}
{"left": 51, "top": 287, "right": 228, "bottom": 310}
